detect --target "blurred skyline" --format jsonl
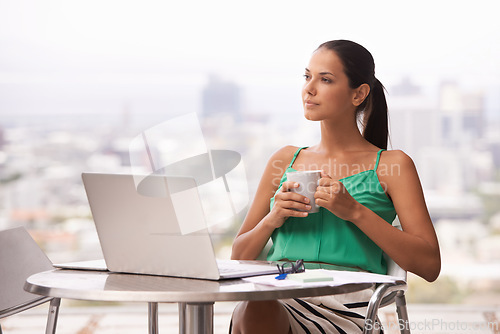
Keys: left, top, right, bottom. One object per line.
{"left": 1, "top": 0, "right": 500, "bottom": 119}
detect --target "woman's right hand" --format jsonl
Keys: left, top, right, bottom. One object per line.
{"left": 232, "top": 146, "right": 309, "bottom": 260}
{"left": 267, "top": 181, "right": 311, "bottom": 228}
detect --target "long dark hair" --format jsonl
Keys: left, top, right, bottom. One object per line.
{"left": 317, "top": 40, "right": 388, "bottom": 149}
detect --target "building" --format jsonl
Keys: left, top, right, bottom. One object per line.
{"left": 440, "top": 81, "right": 485, "bottom": 146}
{"left": 202, "top": 75, "right": 242, "bottom": 121}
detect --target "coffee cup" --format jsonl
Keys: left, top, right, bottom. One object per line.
{"left": 286, "top": 170, "right": 322, "bottom": 213}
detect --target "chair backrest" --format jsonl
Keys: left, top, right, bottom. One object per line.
{"left": 383, "top": 217, "right": 407, "bottom": 280}
{"left": 0, "top": 227, "right": 54, "bottom": 316}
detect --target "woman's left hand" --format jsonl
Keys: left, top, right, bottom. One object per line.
{"left": 314, "top": 171, "right": 362, "bottom": 222}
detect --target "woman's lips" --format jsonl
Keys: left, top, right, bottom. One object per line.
{"left": 304, "top": 100, "right": 319, "bottom": 106}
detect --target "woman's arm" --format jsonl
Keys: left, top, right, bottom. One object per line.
{"left": 315, "top": 150, "right": 441, "bottom": 282}
{"left": 231, "top": 146, "right": 311, "bottom": 260}
{"left": 377, "top": 150, "right": 441, "bottom": 281}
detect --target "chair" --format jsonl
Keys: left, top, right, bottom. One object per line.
{"left": 363, "top": 219, "right": 410, "bottom": 334}
{"left": 0, "top": 227, "right": 61, "bottom": 334}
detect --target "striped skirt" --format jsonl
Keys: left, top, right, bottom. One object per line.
{"left": 280, "top": 288, "right": 382, "bottom": 334}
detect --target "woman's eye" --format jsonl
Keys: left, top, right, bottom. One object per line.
{"left": 303, "top": 74, "right": 310, "bottom": 80}
{"left": 322, "top": 77, "right": 332, "bottom": 83}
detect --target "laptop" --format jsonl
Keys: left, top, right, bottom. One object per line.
{"left": 64, "top": 172, "right": 279, "bottom": 280}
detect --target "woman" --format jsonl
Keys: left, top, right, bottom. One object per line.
{"left": 230, "top": 40, "right": 441, "bottom": 333}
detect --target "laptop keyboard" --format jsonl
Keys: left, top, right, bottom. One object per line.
{"left": 217, "top": 259, "right": 278, "bottom": 274}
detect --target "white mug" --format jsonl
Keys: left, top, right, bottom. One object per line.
{"left": 286, "top": 170, "right": 322, "bottom": 213}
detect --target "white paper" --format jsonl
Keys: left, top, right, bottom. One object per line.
{"left": 243, "top": 269, "right": 405, "bottom": 288}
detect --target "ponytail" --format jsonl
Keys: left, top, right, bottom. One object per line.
{"left": 316, "top": 40, "right": 389, "bottom": 149}
{"left": 362, "top": 78, "right": 388, "bottom": 149}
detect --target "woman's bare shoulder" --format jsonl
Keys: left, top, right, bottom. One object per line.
{"left": 270, "top": 145, "right": 301, "bottom": 162}
{"left": 269, "top": 145, "right": 299, "bottom": 164}
{"left": 379, "top": 149, "right": 417, "bottom": 178}
{"left": 381, "top": 149, "right": 415, "bottom": 167}
{"left": 263, "top": 145, "right": 301, "bottom": 176}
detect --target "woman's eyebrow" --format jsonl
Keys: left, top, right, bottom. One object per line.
{"left": 304, "top": 68, "right": 336, "bottom": 77}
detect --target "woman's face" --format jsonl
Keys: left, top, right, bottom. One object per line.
{"left": 302, "top": 48, "right": 357, "bottom": 122}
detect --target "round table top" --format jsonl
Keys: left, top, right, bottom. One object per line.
{"left": 24, "top": 269, "right": 374, "bottom": 304}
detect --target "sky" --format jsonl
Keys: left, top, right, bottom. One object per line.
{"left": 1, "top": 0, "right": 500, "bottom": 118}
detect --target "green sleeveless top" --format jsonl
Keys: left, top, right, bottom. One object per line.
{"left": 267, "top": 147, "right": 396, "bottom": 274}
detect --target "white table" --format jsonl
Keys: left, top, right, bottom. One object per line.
{"left": 24, "top": 268, "right": 374, "bottom": 334}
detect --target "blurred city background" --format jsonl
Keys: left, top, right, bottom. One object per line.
{"left": 1, "top": 0, "right": 500, "bottom": 309}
